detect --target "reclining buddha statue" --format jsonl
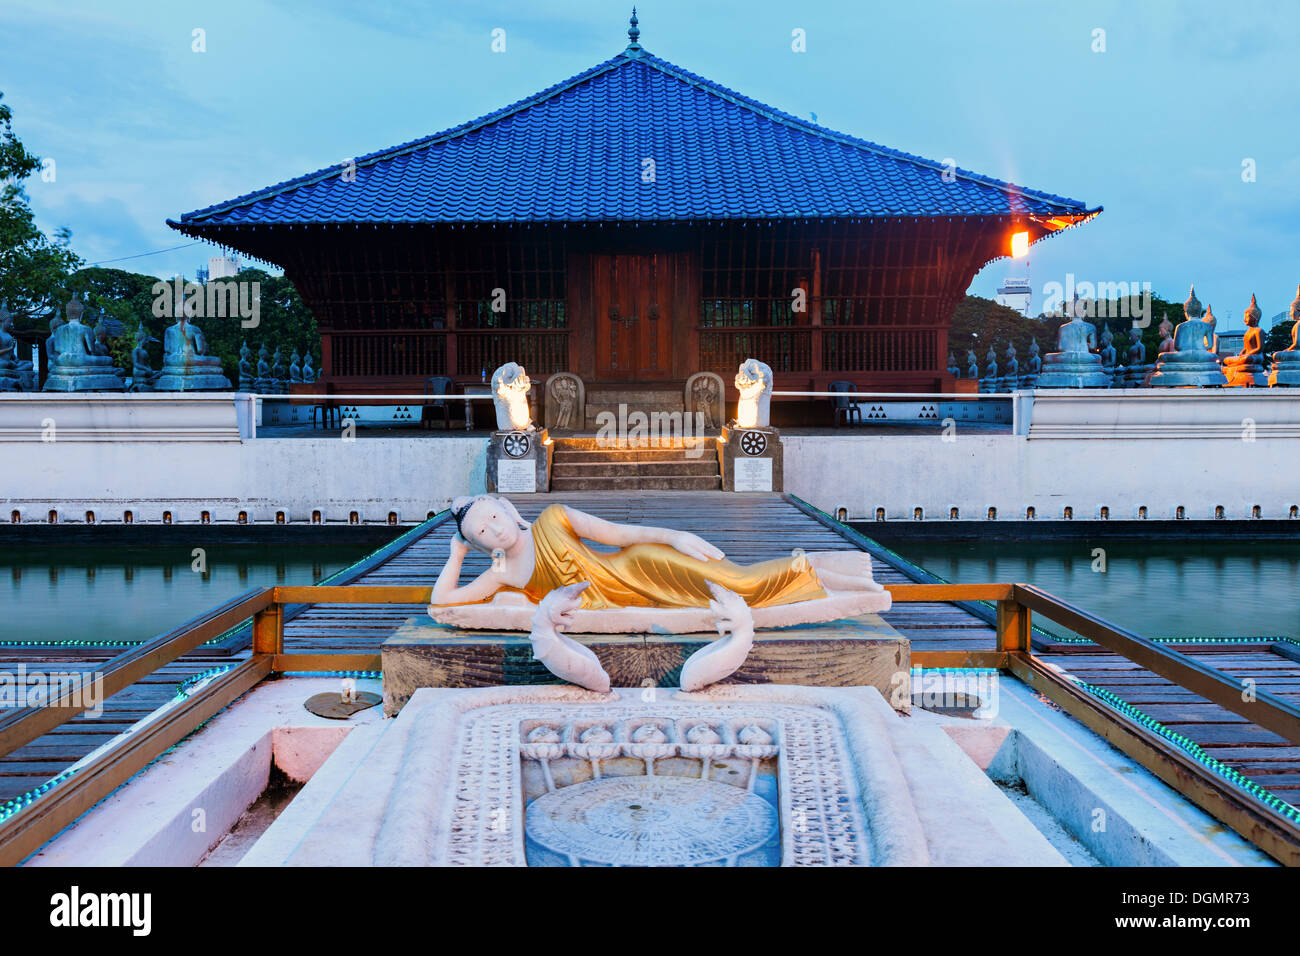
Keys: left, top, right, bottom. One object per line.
{"left": 428, "top": 495, "right": 892, "bottom": 691}
{"left": 429, "top": 496, "right": 888, "bottom": 634}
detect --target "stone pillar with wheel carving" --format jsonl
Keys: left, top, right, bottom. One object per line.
{"left": 486, "top": 427, "right": 552, "bottom": 494}
{"left": 721, "top": 358, "right": 782, "bottom": 491}
{"left": 719, "top": 425, "right": 783, "bottom": 492}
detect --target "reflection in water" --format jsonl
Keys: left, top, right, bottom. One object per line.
{"left": 889, "top": 538, "right": 1300, "bottom": 640}
{"left": 0, "top": 543, "right": 368, "bottom": 645}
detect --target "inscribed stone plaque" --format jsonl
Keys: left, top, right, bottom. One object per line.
{"left": 497, "top": 458, "right": 537, "bottom": 493}
{"left": 733, "top": 458, "right": 772, "bottom": 492}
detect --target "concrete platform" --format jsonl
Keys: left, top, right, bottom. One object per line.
{"left": 381, "top": 613, "right": 909, "bottom": 715}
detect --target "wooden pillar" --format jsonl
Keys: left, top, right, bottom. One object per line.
{"left": 252, "top": 603, "right": 284, "bottom": 657}
{"left": 996, "top": 599, "right": 1030, "bottom": 652}
{"left": 809, "top": 245, "right": 823, "bottom": 382}
{"left": 444, "top": 267, "right": 457, "bottom": 378}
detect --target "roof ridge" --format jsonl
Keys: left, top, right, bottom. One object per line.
{"left": 633, "top": 52, "right": 1081, "bottom": 211}
{"left": 176, "top": 44, "right": 1096, "bottom": 225}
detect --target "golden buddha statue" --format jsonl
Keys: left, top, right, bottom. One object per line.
{"left": 430, "top": 495, "right": 882, "bottom": 612}
{"left": 1223, "top": 294, "right": 1267, "bottom": 387}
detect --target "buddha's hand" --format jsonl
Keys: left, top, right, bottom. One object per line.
{"left": 537, "top": 581, "right": 590, "bottom": 634}
{"left": 666, "top": 530, "right": 725, "bottom": 562}
{"left": 449, "top": 533, "right": 471, "bottom": 557}
{"left": 705, "top": 582, "right": 754, "bottom": 641}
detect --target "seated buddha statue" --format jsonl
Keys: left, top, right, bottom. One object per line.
{"left": 1223, "top": 294, "right": 1268, "bottom": 387}
{"left": 1098, "top": 325, "right": 1118, "bottom": 385}
{"left": 42, "top": 294, "right": 125, "bottom": 391}
{"left": 430, "top": 496, "right": 882, "bottom": 614}
{"left": 965, "top": 349, "right": 978, "bottom": 380}
{"left": 129, "top": 322, "right": 159, "bottom": 391}
{"left": 997, "top": 341, "right": 1018, "bottom": 391}
{"left": 237, "top": 341, "right": 254, "bottom": 391}
{"left": 1269, "top": 284, "right": 1300, "bottom": 387}
{"left": 979, "top": 345, "right": 998, "bottom": 392}
{"left": 1123, "top": 326, "right": 1153, "bottom": 387}
{"left": 1019, "top": 339, "right": 1042, "bottom": 388}
{"left": 1151, "top": 286, "right": 1226, "bottom": 386}
{"left": 252, "top": 344, "right": 272, "bottom": 392}
{"left": 155, "top": 298, "right": 231, "bottom": 391}
{"left": 0, "top": 304, "right": 21, "bottom": 392}
{"left": 1036, "top": 297, "right": 1109, "bottom": 388}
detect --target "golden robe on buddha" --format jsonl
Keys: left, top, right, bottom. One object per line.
{"left": 518, "top": 504, "right": 827, "bottom": 609}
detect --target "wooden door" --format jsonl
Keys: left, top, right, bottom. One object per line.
{"left": 592, "top": 253, "right": 674, "bottom": 380}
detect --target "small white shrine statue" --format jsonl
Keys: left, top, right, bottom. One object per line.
{"left": 429, "top": 495, "right": 890, "bottom": 692}
{"left": 733, "top": 358, "right": 773, "bottom": 428}
{"left": 491, "top": 362, "right": 533, "bottom": 430}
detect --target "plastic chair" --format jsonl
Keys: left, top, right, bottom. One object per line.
{"left": 421, "top": 376, "right": 455, "bottom": 430}
{"left": 830, "top": 380, "right": 861, "bottom": 426}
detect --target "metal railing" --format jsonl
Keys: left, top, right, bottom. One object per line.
{"left": 1, "top": 582, "right": 1297, "bottom": 865}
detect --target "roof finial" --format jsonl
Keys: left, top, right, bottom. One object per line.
{"left": 627, "top": 8, "right": 641, "bottom": 50}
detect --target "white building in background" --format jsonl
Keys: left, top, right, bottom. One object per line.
{"left": 208, "top": 256, "right": 240, "bottom": 279}
{"left": 995, "top": 275, "right": 1032, "bottom": 316}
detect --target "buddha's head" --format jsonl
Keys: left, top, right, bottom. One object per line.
{"left": 1244, "top": 294, "right": 1261, "bottom": 328}
{"left": 451, "top": 494, "right": 528, "bottom": 553}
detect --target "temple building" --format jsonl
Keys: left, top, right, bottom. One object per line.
{"left": 169, "top": 17, "right": 1098, "bottom": 417}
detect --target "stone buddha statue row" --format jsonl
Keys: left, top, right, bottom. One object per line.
{"left": 948, "top": 339, "right": 1043, "bottom": 391}
{"left": 237, "top": 341, "right": 319, "bottom": 392}
{"left": 1, "top": 292, "right": 236, "bottom": 392}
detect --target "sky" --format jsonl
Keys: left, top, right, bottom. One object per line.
{"left": 2, "top": 0, "right": 1298, "bottom": 331}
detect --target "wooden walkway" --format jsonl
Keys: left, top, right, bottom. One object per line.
{"left": 4, "top": 490, "right": 1298, "bottom": 833}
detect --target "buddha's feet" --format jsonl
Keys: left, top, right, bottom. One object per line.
{"left": 807, "top": 550, "right": 883, "bottom": 592}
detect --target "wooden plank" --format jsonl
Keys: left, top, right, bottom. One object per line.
{"left": 1017, "top": 585, "right": 1300, "bottom": 746}
{"left": 0, "top": 589, "right": 272, "bottom": 759}
{"left": 0, "top": 656, "right": 272, "bottom": 866}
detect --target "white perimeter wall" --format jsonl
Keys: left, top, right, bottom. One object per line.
{"left": 3, "top": 437, "right": 486, "bottom": 524}
{"left": 2, "top": 391, "right": 1299, "bottom": 523}
{"left": 784, "top": 433, "right": 1299, "bottom": 521}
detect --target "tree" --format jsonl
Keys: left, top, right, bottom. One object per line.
{"left": 197, "top": 268, "right": 320, "bottom": 379}
{"left": 0, "top": 91, "right": 81, "bottom": 332}
{"left": 1264, "top": 319, "right": 1296, "bottom": 356}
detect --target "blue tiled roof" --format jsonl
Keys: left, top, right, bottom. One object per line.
{"left": 173, "top": 46, "right": 1098, "bottom": 227}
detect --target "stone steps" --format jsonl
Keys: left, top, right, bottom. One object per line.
{"left": 581, "top": 388, "right": 688, "bottom": 431}
{"left": 549, "top": 475, "right": 722, "bottom": 492}
{"left": 552, "top": 460, "right": 719, "bottom": 478}
{"left": 549, "top": 434, "right": 721, "bottom": 491}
